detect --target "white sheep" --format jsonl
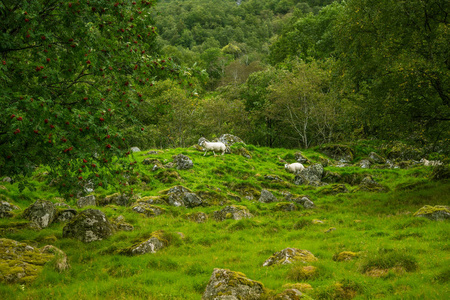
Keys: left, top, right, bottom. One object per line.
{"left": 201, "top": 141, "right": 227, "bottom": 156}
{"left": 420, "top": 158, "right": 443, "bottom": 167}
{"left": 285, "top": 162, "right": 305, "bottom": 174}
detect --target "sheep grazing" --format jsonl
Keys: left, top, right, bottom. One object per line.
{"left": 420, "top": 158, "right": 443, "bottom": 167}
{"left": 285, "top": 162, "right": 305, "bottom": 174}
{"left": 201, "top": 141, "right": 227, "bottom": 156}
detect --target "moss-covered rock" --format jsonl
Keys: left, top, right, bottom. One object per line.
{"left": 202, "top": 268, "right": 267, "bottom": 300}
{"left": 136, "top": 195, "right": 168, "bottom": 205}
{"left": 368, "top": 152, "right": 386, "bottom": 164}
{"left": 263, "top": 248, "right": 318, "bottom": 267}
{"left": 270, "top": 288, "right": 312, "bottom": 300}
{"left": 320, "top": 184, "right": 349, "bottom": 195}
{"left": 99, "top": 193, "right": 131, "bottom": 206}
{"left": 155, "top": 169, "right": 181, "bottom": 183}
{"left": 173, "top": 154, "right": 194, "bottom": 170}
{"left": 282, "top": 283, "right": 314, "bottom": 294}
{"left": 185, "top": 212, "right": 208, "bottom": 223}
{"left": 119, "top": 230, "right": 169, "bottom": 256}
{"left": 54, "top": 208, "right": 77, "bottom": 223}
{"left": 23, "top": 199, "right": 56, "bottom": 229}
{"left": 132, "top": 202, "right": 165, "bottom": 218}
{"left": 385, "top": 141, "right": 423, "bottom": 161}
{"left": 274, "top": 202, "right": 297, "bottom": 212}
{"left": 76, "top": 195, "right": 96, "bottom": 208}
{"left": 294, "top": 164, "right": 324, "bottom": 186}
{"left": 213, "top": 205, "right": 253, "bottom": 222}
{"left": 111, "top": 215, "right": 134, "bottom": 231}
{"left": 353, "top": 176, "right": 389, "bottom": 193}
{"left": 259, "top": 189, "right": 277, "bottom": 203}
{"left": 292, "top": 196, "right": 315, "bottom": 209}
{"left": 322, "top": 171, "right": 342, "bottom": 184}
{"left": 0, "top": 200, "right": 20, "bottom": 218}
{"left": 0, "top": 238, "right": 60, "bottom": 283}
{"left": 333, "top": 251, "right": 359, "bottom": 262}
{"left": 320, "top": 144, "right": 355, "bottom": 162}
{"left": 413, "top": 205, "right": 450, "bottom": 221}
{"left": 287, "top": 265, "right": 318, "bottom": 280}
{"left": 165, "top": 185, "right": 203, "bottom": 207}
{"left": 62, "top": 209, "right": 115, "bottom": 243}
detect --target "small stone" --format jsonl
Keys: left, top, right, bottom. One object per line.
{"left": 213, "top": 205, "right": 253, "bottom": 222}
{"left": 173, "top": 154, "right": 194, "bottom": 170}
{"left": 263, "top": 248, "right": 318, "bottom": 267}
{"left": 0, "top": 201, "right": 20, "bottom": 218}
{"left": 324, "top": 227, "right": 336, "bottom": 233}
{"left": 132, "top": 202, "right": 165, "bottom": 218}
{"left": 185, "top": 212, "right": 208, "bottom": 223}
{"left": 293, "top": 196, "right": 315, "bottom": 209}
{"left": 130, "top": 147, "right": 141, "bottom": 153}
{"left": 119, "top": 230, "right": 168, "bottom": 255}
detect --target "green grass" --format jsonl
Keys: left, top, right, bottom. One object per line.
{"left": 0, "top": 145, "right": 449, "bottom": 299}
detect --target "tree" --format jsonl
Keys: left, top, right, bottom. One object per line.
{"left": 334, "top": 0, "right": 450, "bottom": 143}
{"left": 0, "top": 0, "right": 183, "bottom": 195}
{"left": 268, "top": 59, "right": 337, "bottom": 148}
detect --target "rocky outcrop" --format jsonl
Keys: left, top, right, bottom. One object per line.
{"left": 173, "top": 154, "right": 194, "bottom": 170}
{"left": 0, "top": 201, "right": 19, "bottom": 218}
{"left": 294, "top": 164, "right": 324, "bottom": 186}
{"left": 23, "top": 200, "right": 56, "bottom": 229}
{"left": 218, "top": 134, "right": 245, "bottom": 147}
{"left": 62, "top": 209, "right": 115, "bottom": 243}
{"left": 213, "top": 205, "right": 253, "bottom": 221}
{"left": 54, "top": 208, "right": 77, "bottom": 223}
{"left": 262, "top": 248, "right": 318, "bottom": 267}
{"left": 132, "top": 202, "right": 165, "bottom": 218}
{"left": 259, "top": 189, "right": 277, "bottom": 203}
{"left": 413, "top": 205, "right": 450, "bottom": 221}
{"left": 295, "top": 152, "right": 310, "bottom": 164}
{"left": 166, "top": 186, "right": 203, "bottom": 208}
{"left": 77, "top": 195, "right": 96, "bottom": 208}
{"left": 369, "top": 152, "right": 386, "bottom": 164}
{"left": 292, "top": 196, "right": 315, "bottom": 209}
{"left": 119, "top": 230, "right": 168, "bottom": 255}
{"left": 112, "top": 215, "right": 134, "bottom": 231}
{"left": 202, "top": 268, "right": 266, "bottom": 300}
{"left": 0, "top": 238, "right": 68, "bottom": 284}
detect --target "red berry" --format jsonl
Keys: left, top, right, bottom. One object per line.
{"left": 106, "top": 144, "right": 111, "bottom": 149}
{"left": 44, "top": 119, "right": 48, "bottom": 123}
{"left": 141, "top": 127, "right": 144, "bottom": 131}
{"left": 25, "top": 18, "right": 29, "bottom": 22}
{"left": 78, "top": 176, "right": 82, "bottom": 180}
{"left": 17, "top": 117, "right": 23, "bottom": 121}
{"left": 41, "top": 36, "right": 45, "bottom": 40}
{"left": 2, "top": 61, "right": 5, "bottom": 65}
{"left": 10, "top": 114, "right": 15, "bottom": 119}
{"left": 92, "top": 164, "right": 96, "bottom": 168}
{"left": 34, "top": 130, "right": 39, "bottom": 134}
{"left": 50, "top": 124, "right": 55, "bottom": 129}
{"left": 86, "top": 60, "right": 91, "bottom": 64}
{"left": 83, "top": 159, "right": 87, "bottom": 163}
{"left": 99, "top": 117, "right": 104, "bottom": 122}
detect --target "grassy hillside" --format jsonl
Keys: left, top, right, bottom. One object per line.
{"left": 1, "top": 143, "right": 449, "bottom": 299}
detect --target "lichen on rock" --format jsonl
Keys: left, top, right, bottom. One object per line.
{"left": 413, "top": 205, "right": 450, "bottom": 221}
{"left": 119, "top": 230, "right": 169, "bottom": 256}
{"left": 0, "top": 238, "right": 68, "bottom": 283}
{"left": 213, "top": 205, "right": 253, "bottom": 222}
{"left": 132, "top": 202, "right": 165, "bottom": 218}
{"left": 185, "top": 211, "right": 208, "bottom": 223}
{"left": 23, "top": 199, "right": 56, "bottom": 229}
{"left": 0, "top": 200, "right": 20, "bottom": 218}
{"left": 202, "top": 268, "right": 267, "bottom": 300}
{"left": 62, "top": 209, "right": 115, "bottom": 243}
{"left": 263, "top": 248, "right": 318, "bottom": 267}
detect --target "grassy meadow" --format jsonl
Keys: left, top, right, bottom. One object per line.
{"left": 0, "top": 143, "right": 449, "bottom": 299}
